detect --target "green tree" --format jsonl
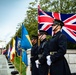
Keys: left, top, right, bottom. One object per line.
{"left": 13, "top": 0, "right": 76, "bottom": 49}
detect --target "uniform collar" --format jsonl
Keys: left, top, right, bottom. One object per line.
{"left": 41, "top": 39, "right": 47, "bottom": 43}
{"left": 33, "top": 42, "right": 38, "bottom": 46}
{"left": 53, "top": 31, "right": 61, "bottom": 37}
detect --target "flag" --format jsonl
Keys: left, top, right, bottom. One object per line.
{"left": 22, "top": 50, "right": 28, "bottom": 66}
{"left": 10, "top": 38, "right": 16, "bottom": 62}
{"left": 15, "top": 36, "right": 21, "bottom": 56}
{"left": 20, "top": 24, "right": 32, "bottom": 50}
{"left": 38, "top": 6, "right": 76, "bottom": 43}
{"left": 7, "top": 44, "right": 10, "bottom": 59}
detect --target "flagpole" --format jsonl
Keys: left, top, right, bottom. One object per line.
{"left": 38, "top": 38, "right": 40, "bottom": 46}
{"left": 20, "top": 49, "right": 22, "bottom": 75}
{"left": 14, "top": 48, "right": 16, "bottom": 70}
{"left": 20, "top": 24, "right": 22, "bottom": 75}
{"left": 38, "top": 0, "right": 40, "bottom": 47}
{"left": 13, "top": 38, "right": 16, "bottom": 70}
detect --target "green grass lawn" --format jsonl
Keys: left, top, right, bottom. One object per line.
{"left": 14, "top": 56, "right": 27, "bottom": 75}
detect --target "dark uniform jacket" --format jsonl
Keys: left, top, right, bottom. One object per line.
{"left": 31, "top": 43, "right": 38, "bottom": 64}
{"left": 30, "top": 43, "right": 39, "bottom": 75}
{"left": 44, "top": 31, "right": 72, "bottom": 75}
{"left": 38, "top": 39, "right": 48, "bottom": 75}
{"left": 38, "top": 39, "right": 47, "bottom": 64}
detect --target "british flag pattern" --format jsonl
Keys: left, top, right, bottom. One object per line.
{"left": 38, "top": 6, "right": 76, "bottom": 43}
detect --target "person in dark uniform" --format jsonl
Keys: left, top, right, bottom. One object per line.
{"left": 46, "top": 19, "right": 72, "bottom": 75}
{"left": 30, "top": 35, "right": 39, "bottom": 75}
{"left": 35, "top": 30, "right": 49, "bottom": 75}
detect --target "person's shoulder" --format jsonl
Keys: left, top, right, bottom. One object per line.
{"left": 59, "top": 33, "right": 67, "bottom": 39}
{"left": 46, "top": 39, "right": 51, "bottom": 45}
{"left": 62, "top": 33, "right": 67, "bottom": 37}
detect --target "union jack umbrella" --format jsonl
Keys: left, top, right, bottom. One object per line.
{"left": 38, "top": 6, "right": 76, "bottom": 43}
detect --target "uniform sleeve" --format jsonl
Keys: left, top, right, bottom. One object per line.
{"left": 39, "top": 41, "right": 50, "bottom": 64}
{"left": 30, "top": 46, "right": 38, "bottom": 63}
{"left": 51, "top": 34, "right": 67, "bottom": 63}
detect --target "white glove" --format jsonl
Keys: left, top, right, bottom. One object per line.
{"left": 46, "top": 55, "right": 50, "bottom": 60}
{"left": 35, "top": 60, "right": 39, "bottom": 68}
{"left": 46, "top": 55, "right": 51, "bottom": 66}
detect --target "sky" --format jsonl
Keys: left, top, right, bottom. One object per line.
{"left": 0, "top": 0, "right": 35, "bottom": 47}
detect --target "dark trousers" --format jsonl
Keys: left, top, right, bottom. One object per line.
{"left": 31, "top": 63, "right": 39, "bottom": 75}
{"left": 39, "top": 64, "right": 48, "bottom": 75}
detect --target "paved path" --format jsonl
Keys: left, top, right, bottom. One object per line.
{"left": 0, "top": 55, "right": 19, "bottom": 75}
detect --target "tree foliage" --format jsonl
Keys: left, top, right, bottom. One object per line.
{"left": 8, "top": 0, "right": 76, "bottom": 49}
